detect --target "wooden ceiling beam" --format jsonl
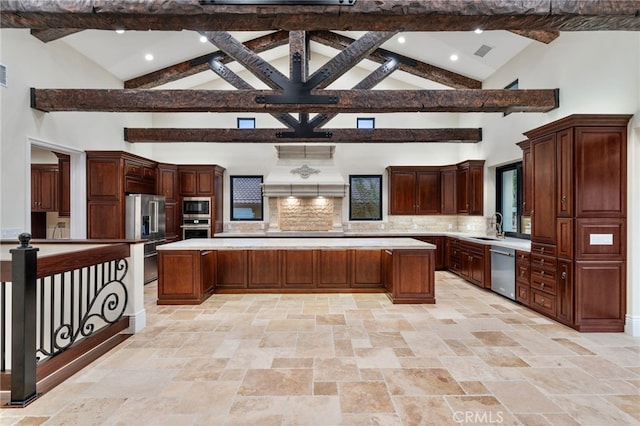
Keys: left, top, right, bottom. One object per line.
{"left": 31, "top": 88, "right": 559, "bottom": 113}
{"left": 309, "top": 31, "right": 481, "bottom": 89}
{"left": 508, "top": 30, "right": 560, "bottom": 44}
{"left": 30, "top": 28, "right": 83, "bottom": 42}
{"left": 124, "top": 31, "right": 289, "bottom": 89}
{"left": 3, "top": 1, "right": 638, "bottom": 31}
{"left": 124, "top": 127, "right": 483, "bottom": 143}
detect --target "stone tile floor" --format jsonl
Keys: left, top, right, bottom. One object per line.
{"left": 2, "top": 271, "right": 639, "bottom": 425}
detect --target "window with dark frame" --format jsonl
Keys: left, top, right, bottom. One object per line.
{"left": 357, "top": 117, "right": 375, "bottom": 129}
{"left": 237, "top": 117, "right": 256, "bottom": 129}
{"left": 495, "top": 162, "right": 529, "bottom": 238}
{"left": 349, "top": 175, "right": 382, "bottom": 221}
{"left": 230, "top": 176, "right": 263, "bottom": 221}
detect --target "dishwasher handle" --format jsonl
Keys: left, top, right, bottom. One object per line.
{"left": 489, "top": 248, "right": 514, "bottom": 257}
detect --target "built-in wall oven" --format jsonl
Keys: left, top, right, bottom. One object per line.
{"left": 182, "top": 197, "right": 212, "bottom": 239}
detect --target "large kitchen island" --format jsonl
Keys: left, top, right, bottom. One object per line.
{"left": 157, "top": 238, "right": 435, "bottom": 305}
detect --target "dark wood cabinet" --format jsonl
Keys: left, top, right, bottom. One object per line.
{"left": 458, "top": 240, "right": 487, "bottom": 288}
{"left": 351, "top": 250, "right": 383, "bottom": 288}
{"left": 216, "top": 250, "right": 248, "bottom": 289}
{"left": 317, "top": 250, "right": 350, "bottom": 288}
{"left": 55, "top": 154, "right": 71, "bottom": 217}
{"left": 515, "top": 251, "right": 530, "bottom": 306}
{"left": 440, "top": 165, "right": 457, "bottom": 214}
{"left": 530, "top": 134, "right": 557, "bottom": 245}
{"left": 86, "top": 151, "right": 157, "bottom": 239}
{"left": 157, "top": 249, "right": 216, "bottom": 305}
{"left": 387, "top": 167, "right": 440, "bottom": 215}
{"left": 416, "top": 236, "right": 444, "bottom": 270}
{"left": 523, "top": 114, "right": 631, "bottom": 332}
{"left": 387, "top": 249, "right": 435, "bottom": 304}
{"left": 456, "top": 160, "right": 484, "bottom": 215}
{"left": 445, "top": 237, "right": 461, "bottom": 274}
{"left": 178, "top": 165, "right": 225, "bottom": 234}
{"left": 516, "top": 141, "right": 532, "bottom": 217}
{"left": 31, "top": 164, "right": 58, "bottom": 212}
{"left": 248, "top": 250, "right": 281, "bottom": 288}
{"left": 157, "top": 163, "right": 179, "bottom": 241}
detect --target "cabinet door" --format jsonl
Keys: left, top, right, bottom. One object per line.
{"left": 249, "top": 250, "right": 281, "bottom": 288}
{"left": 216, "top": 250, "right": 247, "bottom": 289}
{"left": 575, "top": 260, "right": 625, "bottom": 332}
{"left": 157, "top": 164, "right": 178, "bottom": 202}
{"left": 531, "top": 134, "right": 557, "bottom": 244}
{"left": 201, "top": 250, "right": 216, "bottom": 295}
{"left": 57, "top": 155, "right": 71, "bottom": 217}
{"left": 520, "top": 143, "right": 532, "bottom": 216}
{"left": 416, "top": 171, "right": 441, "bottom": 214}
{"left": 468, "top": 165, "right": 484, "bottom": 215}
{"left": 317, "top": 250, "right": 350, "bottom": 288}
{"left": 352, "top": 250, "right": 382, "bottom": 287}
{"left": 178, "top": 170, "right": 197, "bottom": 195}
{"left": 556, "top": 129, "right": 573, "bottom": 218}
{"left": 440, "top": 167, "right": 457, "bottom": 214}
{"left": 556, "top": 218, "right": 573, "bottom": 259}
{"left": 388, "top": 171, "right": 417, "bottom": 214}
{"left": 282, "top": 250, "right": 314, "bottom": 288}
{"left": 197, "top": 169, "right": 215, "bottom": 195}
{"left": 470, "top": 252, "right": 485, "bottom": 287}
{"left": 164, "top": 202, "right": 179, "bottom": 241}
{"left": 556, "top": 259, "right": 573, "bottom": 325}
{"left": 575, "top": 127, "right": 627, "bottom": 217}
{"left": 456, "top": 167, "right": 469, "bottom": 214}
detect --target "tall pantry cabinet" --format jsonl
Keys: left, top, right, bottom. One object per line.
{"left": 523, "top": 114, "right": 630, "bottom": 332}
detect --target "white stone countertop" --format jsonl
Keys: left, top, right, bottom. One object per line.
{"left": 157, "top": 237, "right": 435, "bottom": 251}
{"left": 212, "top": 231, "right": 532, "bottom": 252}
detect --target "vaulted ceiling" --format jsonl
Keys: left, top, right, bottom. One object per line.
{"left": 2, "top": 0, "right": 638, "bottom": 143}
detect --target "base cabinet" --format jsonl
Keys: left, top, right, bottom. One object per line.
{"left": 158, "top": 247, "right": 435, "bottom": 304}
{"left": 157, "top": 250, "right": 215, "bottom": 305}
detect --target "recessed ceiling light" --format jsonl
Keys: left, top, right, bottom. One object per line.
{"left": 145, "top": 53, "right": 154, "bottom": 61}
{"left": 115, "top": 29, "right": 125, "bottom": 34}
{"left": 199, "top": 35, "right": 208, "bottom": 43}
{"left": 450, "top": 54, "right": 459, "bottom": 61}
{"left": 474, "top": 28, "right": 483, "bottom": 34}
{"left": 397, "top": 36, "right": 406, "bottom": 44}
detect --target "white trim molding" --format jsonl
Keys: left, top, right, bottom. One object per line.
{"left": 625, "top": 314, "right": 640, "bottom": 337}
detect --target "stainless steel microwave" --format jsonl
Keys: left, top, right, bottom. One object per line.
{"left": 182, "top": 197, "right": 211, "bottom": 217}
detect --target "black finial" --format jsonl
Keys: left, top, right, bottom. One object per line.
{"left": 18, "top": 233, "right": 32, "bottom": 248}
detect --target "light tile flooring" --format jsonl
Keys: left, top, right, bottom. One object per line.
{"left": 2, "top": 271, "right": 639, "bottom": 425}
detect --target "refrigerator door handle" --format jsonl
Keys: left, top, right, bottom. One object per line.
{"left": 150, "top": 200, "right": 159, "bottom": 233}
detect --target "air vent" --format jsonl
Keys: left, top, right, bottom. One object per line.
{"left": 474, "top": 44, "right": 493, "bottom": 58}
{"left": 0, "top": 64, "right": 6, "bottom": 87}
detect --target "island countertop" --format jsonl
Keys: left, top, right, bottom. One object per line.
{"left": 157, "top": 237, "right": 435, "bottom": 251}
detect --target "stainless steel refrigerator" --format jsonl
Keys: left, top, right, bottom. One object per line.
{"left": 125, "top": 194, "right": 166, "bottom": 284}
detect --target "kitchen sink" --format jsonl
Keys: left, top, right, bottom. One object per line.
{"left": 471, "top": 236, "right": 499, "bottom": 241}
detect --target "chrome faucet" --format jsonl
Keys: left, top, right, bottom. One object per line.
{"left": 495, "top": 212, "right": 505, "bottom": 239}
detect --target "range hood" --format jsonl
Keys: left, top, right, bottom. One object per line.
{"left": 261, "top": 145, "right": 349, "bottom": 197}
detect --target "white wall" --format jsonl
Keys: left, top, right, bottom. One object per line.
{"left": 0, "top": 29, "right": 153, "bottom": 237}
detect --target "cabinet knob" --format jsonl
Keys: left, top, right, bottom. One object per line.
{"left": 523, "top": 201, "right": 526, "bottom": 209}
{"left": 561, "top": 195, "right": 567, "bottom": 203}
{"left": 541, "top": 247, "right": 545, "bottom": 254}
{"left": 541, "top": 282, "right": 545, "bottom": 288}
{"left": 540, "top": 259, "right": 545, "bottom": 265}
{"left": 561, "top": 272, "right": 567, "bottom": 280}
{"left": 541, "top": 271, "right": 545, "bottom": 276}
{"left": 540, "top": 298, "right": 545, "bottom": 304}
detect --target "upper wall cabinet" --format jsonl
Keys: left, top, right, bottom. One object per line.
{"left": 31, "top": 164, "right": 58, "bottom": 212}
{"left": 387, "top": 167, "right": 441, "bottom": 215}
{"left": 178, "top": 165, "right": 226, "bottom": 233}
{"left": 456, "top": 160, "right": 484, "bottom": 216}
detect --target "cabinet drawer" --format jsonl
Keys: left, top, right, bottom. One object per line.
{"left": 531, "top": 254, "right": 556, "bottom": 270}
{"left": 125, "top": 162, "right": 143, "bottom": 178}
{"left": 143, "top": 166, "right": 157, "bottom": 180}
{"left": 531, "top": 243, "right": 556, "bottom": 257}
{"left": 515, "top": 251, "right": 530, "bottom": 263}
{"left": 530, "top": 273, "right": 556, "bottom": 295}
{"left": 516, "top": 263, "right": 530, "bottom": 284}
{"left": 516, "top": 283, "right": 530, "bottom": 305}
{"left": 531, "top": 289, "right": 556, "bottom": 316}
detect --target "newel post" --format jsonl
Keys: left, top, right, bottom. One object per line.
{"left": 8, "top": 233, "right": 40, "bottom": 406}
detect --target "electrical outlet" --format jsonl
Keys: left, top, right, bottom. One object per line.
{"left": 57, "top": 222, "right": 66, "bottom": 228}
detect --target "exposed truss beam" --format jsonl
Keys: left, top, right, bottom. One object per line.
{"left": 31, "top": 88, "right": 560, "bottom": 113}
{"left": 3, "top": 1, "right": 639, "bottom": 31}
{"left": 124, "top": 127, "right": 483, "bottom": 143}
{"left": 201, "top": 31, "right": 289, "bottom": 90}
{"left": 309, "top": 31, "right": 481, "bottom": 89}
{"left": 306, "top": 31, "right": 398, "bottom": 90}
{"left": 124, "top": 31, "right": 289, "bottom": 89}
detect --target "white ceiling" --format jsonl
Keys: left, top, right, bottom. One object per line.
{"left": 60, "top": 29, "right": 534, "bottom": 89}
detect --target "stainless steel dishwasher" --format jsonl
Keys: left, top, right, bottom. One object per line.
{"left": 490, "top": 246, "right": 516, "bottom": 300}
